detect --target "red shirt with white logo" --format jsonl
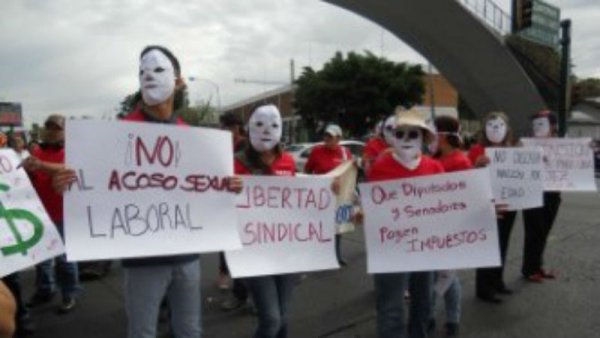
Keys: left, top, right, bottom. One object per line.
{"left": 235, "top": 152, "right": 296, "bottom": 176}
{"left": 438, "top": 150, "right": 473, "bottom": 173}
{"left": 30, "top": 146, "right": 64, "bottom": 224}
{"left": 304, "top": 144, "right": 352, "bottom": 174}
{"left": 366, "top": 152, "right": 444, "bottom": 182}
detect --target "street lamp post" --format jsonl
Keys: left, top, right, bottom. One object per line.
{"left": 187, "top": 77, "right": 221, "bottom": 112}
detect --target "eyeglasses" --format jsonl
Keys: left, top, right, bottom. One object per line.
{"left": 394, "top": 129, "right": 420, "bottom": 140}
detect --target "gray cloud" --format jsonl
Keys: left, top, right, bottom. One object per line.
{"left": 0, "top": 0, "right": 597, "bottom": 126}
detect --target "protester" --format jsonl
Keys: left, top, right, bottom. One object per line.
{"left": 218, "top": 111, "right": 250, "bottom": 311}
{"left": 52, "top": 45, "right": 243, "bottom": 338}
{"left": 428, "top": 115, "right": 472, "bottom": 337}
{"left": 0, "top": 281, "right": 16, "bottom": 338}
{"left": 367, "top": 108, "right": 442, "bottom": 338}
{"left": 22, "top": 114, "right": 82, "bottom": 314}
{"left": 304, "top": 124, "right": 353, "bottom": 266}
{"left": 362, "top": 118, "right": 389, "bottom": 172}
{"left": 521, "top": 110, "right": 562, "bottom": 282}
{"left": 468, "top": 112, "right": 517, "bottom": 304}
{"left": 2, "top": 274, "right": 35, "bottom": 337}
{"left": 0, "top": 132, "right": 7, "bottom": 148}
{"left": 234, "top": 104, "right": 297, "bottom": 338}
{"left": 8, "top": 134, "right": 30, "bottom": 161}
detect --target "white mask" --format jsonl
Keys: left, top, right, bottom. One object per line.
{"left": 383, "top": 115, "right": 396, "bottom": 146}
{"left": 139, "top": 49, "right": 176, "bottom": 106}
{"left": 532, "top": 117, "right": 551, "bottom": 138}
{"left": 249, "top": 105, "right": 282, "bottom": 152}
{"left": 485, "top": 117, "right": 508, "bottom": 144}
{"left": 391, "top": 126, "right": 423, "bottom": 166}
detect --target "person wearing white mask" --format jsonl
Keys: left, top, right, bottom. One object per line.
{"left": 521, "top": 110, "right": 561, "bottom": 283}
{"left": 468, "top": 112, "right": 517, "bottom": 304}
{"left": 367, "top": 108, "right": 443, "bottom": 338}
{"left": 51, "top": 45, "right": 243, "bottom": 338}
{"left": 234, "top": 104, "right": 296, "bottom": 338}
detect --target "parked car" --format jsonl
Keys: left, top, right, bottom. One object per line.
{"left": 285, "top": 140, "right": 365, "bottom": 173}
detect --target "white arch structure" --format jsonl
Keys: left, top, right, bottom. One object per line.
{"left": 324, "top": 0, "right": 546, "bottom": 133}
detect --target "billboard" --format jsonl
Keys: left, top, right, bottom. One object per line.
{"left": 0, "top": 102, "right": 22, "bottom": 127}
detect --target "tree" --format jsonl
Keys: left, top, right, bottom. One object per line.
{"left": 572, "top": 77, "right": 600, "bottom": 105}
{"left": 294, "top": 51, "right": 425, "bottom": 138}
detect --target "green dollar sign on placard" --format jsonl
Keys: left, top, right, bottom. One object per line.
{"left": 0, "top": 182, "right": 45, "bottom": 256}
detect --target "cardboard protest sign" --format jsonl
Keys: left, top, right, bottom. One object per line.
{"left": 225, "top": 176, "right": 338, "bottom": 278}
{"left": 522, "top": 138, "right": 596, "bottom": 191}
{"left": 0, "top": 149, "right": 64, "bottom": 277}
{"left": 485, "top": 147, "right": 544, "bottom": 210}
{"left": 64, "top": 120, "right": 242, "bottom": 261}
{"left": 316, "top": 161, "right": 358, "bottom": 234}
{"left": 359, "top": 168, "right": 500, "bottom": 273}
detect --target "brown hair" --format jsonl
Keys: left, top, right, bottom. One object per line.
{"left": 478, "top": 111, "right": 515, "bottom": 147}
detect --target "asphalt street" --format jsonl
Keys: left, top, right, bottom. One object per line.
{"left": 16, "top": 190, "right": 600, "bottom": 338}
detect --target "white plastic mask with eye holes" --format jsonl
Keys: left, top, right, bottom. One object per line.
{"left": 532, "top": 117, "right": 551, "bottom": 138}
{"left": 485, "top": 117, "right": 508, "bottom": 144}
{"left": 139, "top": 49, "right": 176, "bottom": 106}
{"left": 392, "top": 126, "right": 423, "bottom": 169}
{"left": 249, "top": 105, "right": 282, "bottom": 152}
{"left": 383, "top": 115, "right": 396, "bottom": 146}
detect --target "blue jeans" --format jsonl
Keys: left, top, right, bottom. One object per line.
{"left": 374, "top": 271, "right": 433, "bottom": 338}
{"left": 34, "top": 222, "right": 81, "bottom": 299}
{"left": 431, "top": 273, "right": 461, "bottom": 324}
{"left": 246, "top": 274, "right": 295, "bottom": 338}
{"left": 123, "top": 259, "right": 202, "bottom": 338}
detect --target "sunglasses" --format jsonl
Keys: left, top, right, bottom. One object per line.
{"left": 394, "top": 129, "right": 420, "bottom": 140}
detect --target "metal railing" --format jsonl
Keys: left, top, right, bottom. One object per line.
{"left": 459, "top": 0, "right": 512, "bottom": 35}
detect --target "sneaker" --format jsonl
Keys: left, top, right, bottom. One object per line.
{"left": 524, "top": 272, "right": 544, "bottom": 283}
{"left": 216, "top": 273, "right": 231, "bottom": 290}
{"left": 445, "top": 322, "right": 459, "bottom": 337}
{"left": 220, "top": 297, "right": 247, "bottom": 311}
{"left": 58, "top": 296, "right": 77, "bottom": 314}
{"left": 27, "top": 291, "right": 55, "bottom": 307}
{"left": 539, "top": 268, "right": 557, "bottom": 279}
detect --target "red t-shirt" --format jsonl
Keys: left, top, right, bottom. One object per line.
{"left": 438, "top": 150, "right": 473, "bottom": 173}
{"left": 30, "top": 146, "right": 65, "bottom": 224}
{"left": 123, "top": 106, "right": 187, "bottom": 125}
{"left": 467, "top": 144, "right": 485, "bottom": 165}
{"left": 304, "top": 144, "right": 352, "bottom": 174}
{"left": 235, "top": 152, "right": 296, "bottom": 176}
{"left": 363, "top": 137, "right": 388, "bottom": 163}
{"left": 367, "top": 152, "right": 444, "bottom": 182}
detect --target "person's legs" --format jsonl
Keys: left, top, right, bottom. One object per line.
{"left": 444, "top": 277, "right": 461, "bottom": 325}
{"left": 407, "top": 271, "right": 432, "bottom": 338}
{"left": 522, "top": 207, "right": 545, "bottom": 277}
{"left": 246, "top": 276, "right": 284, "bottom": 338}
{"left": 374, "top": 273, "right": 409, "bottom": 338}
{"left": 3, "top": 273, "right": 34, "bottom": 335}
{"left": 55, "top": 254, "right": 81, "bottom": 298}
{"left": 123, "top": 265, "right": 171, "bottom": 338}
{"left": 28, "top": 258, "right": 56, "bottom": 306}
{"left": 274, "top": 275, "right": 296, "bottom": 338}
{"left": 494, "top": 211, "right": 516, "bottom": 290}
{"left": 538, "top": 192, "right": 562, "bottom": 273}
{"left": 335, "top": 234, "right": 346, "bottom": 265}
{"left": 167, "top": 259, "right": 202, "bottom": 338}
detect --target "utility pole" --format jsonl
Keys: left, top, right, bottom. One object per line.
{"left": 558, "top": 19, "right": 571, "bottom": 137}
{"left": 428, "top": 63, "right": 436, "bottom": 121}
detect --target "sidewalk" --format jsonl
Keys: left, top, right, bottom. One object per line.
{"left": 18, "top": 192, "right": 600, "bottom": 337}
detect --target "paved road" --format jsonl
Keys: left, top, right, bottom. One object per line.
{"left": 17, "top": 191, "right": 600, "bottom": 337}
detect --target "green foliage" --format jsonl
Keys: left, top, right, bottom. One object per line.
{"left": 573, "top": 77, "right": 600, "bottom": 104}
{"left": 294, "top": 51, "right": 425, "bottom": 138}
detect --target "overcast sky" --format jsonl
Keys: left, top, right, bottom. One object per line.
{"left": 0, "top": 0, "right": 598, "bottom": 127}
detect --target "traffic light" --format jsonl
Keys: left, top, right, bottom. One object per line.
{"left": 517, "top": 0, "right": 534, "bottom": 30}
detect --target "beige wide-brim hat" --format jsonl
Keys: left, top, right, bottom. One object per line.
{"left": 394, "top": 107, "right": 435, "bottom": 144}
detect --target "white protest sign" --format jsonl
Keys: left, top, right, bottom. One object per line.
{"left": 64, "top": 120, "right": 242, "bottom": 261}
{"left": 485, "top": 147, "right": 544, "bottom": 210}
{"left": 225, "top": 176, "right": 338, "bottom": 278}
{"left": 359, "top": 168, "right": 500, "bottom": 273}
{"left": 0, "top": 149, "right": 64, "bottom": 277}
{"left": 522, "top": 138, "right": 596, "bottom": 191}
{"left": 317, "top": 161, "right": 358, "bottom": 234}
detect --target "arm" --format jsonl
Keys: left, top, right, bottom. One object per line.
{"left": 0, "top": 281, "right": 16, "bottom": 338}
{"left": 22, "top": 156, "right": 65, "bottom": 175}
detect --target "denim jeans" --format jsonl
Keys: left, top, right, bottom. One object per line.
{"left": 374, "top": 271, "right": 433, "bottom": 338}
{"left": 430, "top": 273, "right": 461, "bottom": 324}
{"left": 34, "top": 222, "right": 81, "bottom": 299}
{"left": 246, "top": 274, "right": 296, "bottom": 338}
{"left": 123, "top": 259, "right": 202, "bottom": 338}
